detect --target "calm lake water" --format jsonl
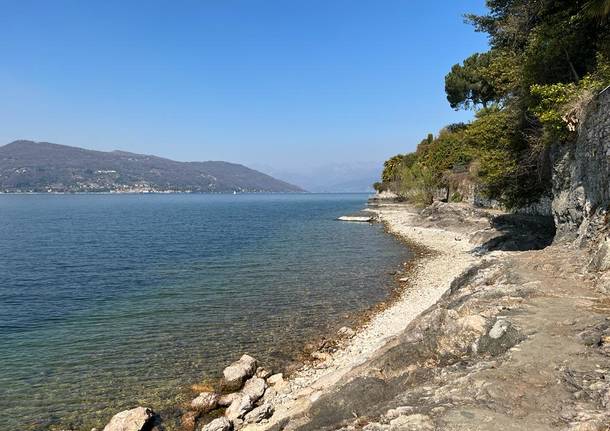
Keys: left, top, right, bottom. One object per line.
{"left": 0, "top": 193, "right": 410, "bottom": 430}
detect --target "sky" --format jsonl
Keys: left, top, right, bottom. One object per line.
{"left": 0, "top": 0, "right": 489, "bottom": 176}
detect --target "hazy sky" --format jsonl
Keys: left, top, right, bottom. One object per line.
{"left": 0, "top": 0, "right": 488, "bottom": 171}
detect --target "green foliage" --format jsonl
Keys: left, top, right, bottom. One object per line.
{"left": 445, "top": 53, "right": 498, "bottom": 110}
{"left": 379, "top": 0, "right": 610, "bottom": 209}
{"left": 450, "top": 192, "right": 463, "bottom": 203}
{"left": 381, "top": 155, "right": 405, "bottom": 183}
{"left": 530, "top": 82, "right": 579, "bottom": 133}
{"left": 419, "top": 126, "right": 473, "bottom": 184}
{"left": 531, "top": 62, "right": 610, "bottom": 141}
{"left": 396, "top": 162, "right": 435, "bottom": 206}
{"left": 373, "top": 182, "right": 385, "bottom": 192}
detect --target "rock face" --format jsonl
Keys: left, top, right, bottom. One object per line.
{"left": 102, "top": 407, "right": 155, "bottom": 431}
{"left": 223, "top": 355, "right": 257, "bottom": 389}
{"left": 590, "top": 236, "right": 610, "bottom": 271}
{"left": 551, "top": 87, "right": 610, "bottom": 244}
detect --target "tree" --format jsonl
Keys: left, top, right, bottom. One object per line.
{"left": 381, "top": 155, "right": 405, "bottom": 183}
{"left": 445, "top": 53, "right": 500, "bottom": 110}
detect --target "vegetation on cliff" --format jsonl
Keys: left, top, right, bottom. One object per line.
{"left": 376, "top": 0, "right": 610, "bottom": 208}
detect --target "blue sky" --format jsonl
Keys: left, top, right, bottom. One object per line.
{"left": 0, "top": 0, "right": 488, "bottom": 172}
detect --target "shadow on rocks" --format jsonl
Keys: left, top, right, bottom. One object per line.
{"left": 474, "top": 214, "right": 556, "bottom": 253}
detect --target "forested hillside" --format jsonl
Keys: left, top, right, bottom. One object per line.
{"left": 0, "top": 140, "right": 304, "bottom": 193}
{"left": 376, "top": 0, "right": 610, "bottom": 209}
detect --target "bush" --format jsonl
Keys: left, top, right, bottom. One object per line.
{"left": 450, "top": 192, "right": 463, "bottom": 202}
{"left": 396, "top": 163, "right": 435, "bottom": 206}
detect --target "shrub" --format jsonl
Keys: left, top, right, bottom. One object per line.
{"left": 450, "top": 191, "right": 463, "bottom": 202}
{"left": 396, "top": 163, "right": 435, "bottom": 206}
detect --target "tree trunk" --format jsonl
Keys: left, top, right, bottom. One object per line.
{"left": 563, "top": 47, "right": 580, "bottom": 81}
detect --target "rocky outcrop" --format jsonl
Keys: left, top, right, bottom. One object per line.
{"left": 551, "top": 87, "right": 610, "bottom": 245}
{"left": 98, "top": 353, "right": 278, "bottom": 431}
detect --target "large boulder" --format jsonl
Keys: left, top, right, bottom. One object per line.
{"left": 241, "top": 376, "right": 267, "bottom": 402}
{"left": 202, "top": 417, "right": 233, "bottom": 431}
{"left": 225, "top": 394, "right": 254, "bottom": 421}
{"left": 103, "top": 407, "right": 156, "bottom": 431}
{"left": 191, "top": 391, "right": 219, "bottom": 412}
{"left": 223, "top": 355, "right": 257, "bottom": 389}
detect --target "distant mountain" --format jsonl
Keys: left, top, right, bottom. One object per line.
{"left": 0, "top": 140, "right": 304, "bottom": 193}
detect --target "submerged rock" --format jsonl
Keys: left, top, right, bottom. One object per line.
{"left": 102, "top": 407, "right": 155, "bottom": 431}
{"left": 202, "top": 417, "right": 233, "bottom": 431}
{"left": 223, "top": 355, "right": 257, "bottom": 389}
{"left": 180, "top": 410, "right": 199, "bottom": 431}
{"left": 191, "top": 391, "right": 219, "bottom": 412}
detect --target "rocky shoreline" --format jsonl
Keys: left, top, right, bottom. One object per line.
{"left": 95, "top": 201, "right": 501, "bottom": 431}
{"left": 100, "top": 199, "right": 610, "bottom": 431}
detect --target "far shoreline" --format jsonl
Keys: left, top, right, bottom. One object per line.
{"left": 0, "top": 191, "right": 376, "bottom": 195}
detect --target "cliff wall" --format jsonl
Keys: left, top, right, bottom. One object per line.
{"left": 551, "top": 87, "right": 610, "bottom": 245}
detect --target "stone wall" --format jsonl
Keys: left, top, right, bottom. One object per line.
{"left": 551, "top": 87, "right": 610, "bottom": 245}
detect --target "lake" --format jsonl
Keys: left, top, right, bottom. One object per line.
{"left": 0, "top": 193, "right": 410, "bottom": 430}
